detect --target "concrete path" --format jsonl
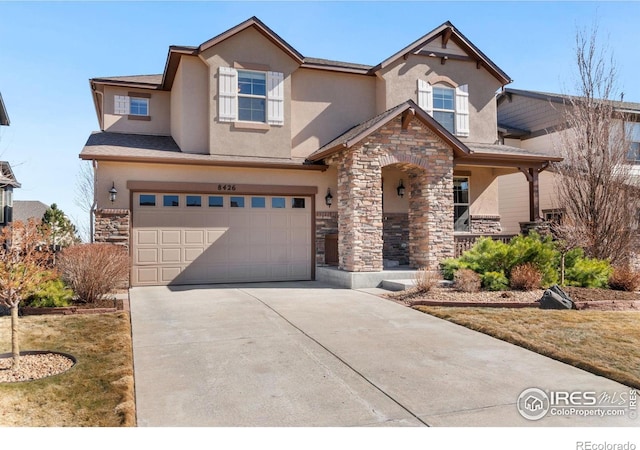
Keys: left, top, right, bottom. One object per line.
{"left": 129, "top": 282, "right": 637, "bottom": 427}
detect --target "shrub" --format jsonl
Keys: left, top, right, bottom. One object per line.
{"left": 440, "top": 258, "right": 462, "bottom": 281}
{"left": 454, "top": 268, "right": 481, "bottom": 293}
{"left": 565, "top": 257, "right": 612, "bottom": 288}
{"left": 56, "top": 243, "right": 129, "bottom": 303}
{"left": 608, "top": 266, "right": 640, "bottom": 292}
{"left": 25, "top": 275, "right": 73, "bottom": 307}
{"left": 481, "top": 271, "right": 509, "bottom": 291}
{"left": 413, "top": 267, "right": 439, "bottom": 293}
{"left": 509, "top": 263, "right": 543, "bottom": 291}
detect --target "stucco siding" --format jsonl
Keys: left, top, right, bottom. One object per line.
{"left": 291, "top": 68, "right": 376, "bottom": 158}
{"left": 200, "top": 27, "right": 300, "bottom": 159}
{"left": 170, "top": 56, "right": 209, "bottom": 154}
{"left": 103, "top": 86, "right": 171, "bottom": 136}
{"left": 378, "top": 55, "right": 502, "bottom": 143}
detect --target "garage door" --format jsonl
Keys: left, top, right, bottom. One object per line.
{"left": 132, "top": 193, "right": 312, "bottom": 286}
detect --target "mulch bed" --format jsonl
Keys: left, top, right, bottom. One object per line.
{"left": 386, "top": 285, "right": 640, "bottom": 311}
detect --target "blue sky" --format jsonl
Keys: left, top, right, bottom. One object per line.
{"left": 1, "top": 1, "right": 639, "bottom": 238}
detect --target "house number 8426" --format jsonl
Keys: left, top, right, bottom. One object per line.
{"left": 217, "top": 184, "right": 237, "bottom": 191}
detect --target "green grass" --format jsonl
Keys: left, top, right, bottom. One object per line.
{"left": 0, "top": 312, "right": 135, "bottom": 426}
{"left": 414, "top": 307, "right": 640, "bottom": 390}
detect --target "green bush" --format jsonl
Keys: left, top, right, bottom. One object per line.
{"left": 565, "top": 257, "right": 613, "bottom": 288}
{"left": 481, "top": 271, "right": 509, "bottom": 291}
{"left": 25, "top": 276, "right": 73, "bottom": 307}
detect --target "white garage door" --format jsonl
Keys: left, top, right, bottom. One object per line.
{"left": 132, "top": 193, "right": 312, "bottom": 286}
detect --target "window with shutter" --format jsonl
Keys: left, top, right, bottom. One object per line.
{"left": 418, "top": 80, "right": 470, "bottom": 137}
{"left": 218, "top": 66, "right": 284, "bottom": 126}
{"left": 114, "top": 95, "right": 130, "bottom": 115}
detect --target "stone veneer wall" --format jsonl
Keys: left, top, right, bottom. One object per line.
{"left": 470, "top": 215, "right": 502, "bottom": 234}
{"left": 316, "top": 211, "right": 338, "bottom": 265}
{"left": 383, "top": 213, "right": 409, "bottom": 265}
{"left": 94, "top": 208, "right": 130, "bottom": 248}
{"left": 327, "top": 116, "right": 454, "bottom": 271}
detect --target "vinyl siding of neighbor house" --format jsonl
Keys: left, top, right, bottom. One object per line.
{"left": 497, "top": 94, "right": 568, "bottom": 137}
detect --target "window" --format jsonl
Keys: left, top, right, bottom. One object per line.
{"left": 627, "top": 142, "right": 640, "bottom": 163}
{"left": 208, "top": 196, "right": 224, "bottom": 207}
{"left": 417, "top": 80, "right": 469, "bottom": 137}
{"left": 163, "top": 195, "right": 179, "bottom": 207}
{"left": 238, "top": 71, "right": 266, "bottom": 122}
{"left": 130, "top": 98, "right": 149, "bottom": 116}
{"left": 218, "top": 67, "right": 284, "bottom": 125}
{"left": 186, "top": 195, "right": 202, "bottom": 207}
{"left": 543, "top": 209, "right": 564, "bottom": 224}
{"left": 271, "top": 197, "right": 286, "bottom": 209}
{"left": 453, "top": 177, "right": 470, "bottom": 232}
{"left": 292, "top": 198, "right": 306, "bottom": 209}
{"left": 230, "top": 197, "right": 245, "bottom": 208}
{"left": 114, "top": 95, "right": 150, "bottom": 117}
{"left": 251, "top": 197, "right": 266, "bottom": 208}
{"left": 0, "top": 190, "right": 4, "bottom": 223}
{"left": 433, "top": 87, "right": 456, "bottom": 134}
{"left": 139, "top": 194, "right": 156, "bottom": 206}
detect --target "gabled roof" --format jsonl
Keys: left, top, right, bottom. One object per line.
{"left": 0, "top": 161, "right": 20, "bottom": 188}
{"left": 307, "top": 100, "right": 471, "bottom": 162}
{"left": 0, "top": 92, "right": 9, "bottom": 126}
{"left": 306, "top": 100, "right": 560, "bottom": 167}
{"left": 12, "top": 201, "right": 49, "bottom": 223}
{"left": 500, "top": 88, "right": 640, "bottom": 115}
{"left": 372, "top": 21, "right": 512, "bottom": 85}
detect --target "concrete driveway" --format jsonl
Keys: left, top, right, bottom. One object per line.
{"left": 130, "top": 282, "right": 636, "bottom": 427}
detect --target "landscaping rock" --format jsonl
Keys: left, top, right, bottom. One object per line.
{"left": 539, "top": 285, "right": 576, "bottom": 309}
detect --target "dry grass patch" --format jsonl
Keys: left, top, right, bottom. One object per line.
{"left": 414, "top": 307, "right": 640, "bottom": 389}
{"left": 0, "top": 312, "right": 135, "bottom": 426}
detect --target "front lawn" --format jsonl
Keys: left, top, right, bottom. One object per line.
{"left": 414, "top": 307, "right": 640, "bottom": 389}
{"left": 0, "top": 312, "right": 135, "bottom": 426}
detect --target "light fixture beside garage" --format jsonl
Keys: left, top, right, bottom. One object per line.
{"left": 325, "top": 188, "right": 333, "bottom": 207}
{"left": 397, "top": 180, "right": 405, "bottom": 198}
{"left": 109, "top": 182, "right": 117, "bottom": 203}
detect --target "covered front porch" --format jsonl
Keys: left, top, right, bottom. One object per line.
{"left": 307, "top": 101, "right": 561, "bottom": 285}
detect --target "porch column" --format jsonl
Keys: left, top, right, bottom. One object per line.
{"left": 520, "top": 167, "right": 540, "bottom": 222}
{"left": 408, "top": 170, "right": 454, "bottom": 269}
{"left": 336, "top": 150, "right": 383, "bottom": 272}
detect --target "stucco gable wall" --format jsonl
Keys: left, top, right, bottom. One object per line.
{"left": 291, "top": 68, "right": 376, "bottom": 158}
{"left": 200, "top": 26, "right": 300, "bottom": 159}
{"left": 377, "top": 55, "right": 503, "bottom": 144}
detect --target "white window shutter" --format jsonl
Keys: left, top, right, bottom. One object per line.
{"left": 455, "top": 84, "right": 470, "bottom": 137}
{"left": 114, "top": 95, "right": 130, "bottom": 115}
{"left": 267, "top": 71, "right": 284, "bottom": 126}
{"left": 218, "top": 66, "right": 238, "bottom": 122}
{"left": 417, "top": 79, "right": 433, "bottom": 115}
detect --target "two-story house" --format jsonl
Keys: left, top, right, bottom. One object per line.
{"left": 497, "top": 88, "right": 640, "bottom": 233}
{"left": 1, "top": 93, "right": 21, "bottom": 229}
{"left": 80, "top": 17, "right": 560, "bottom": 287}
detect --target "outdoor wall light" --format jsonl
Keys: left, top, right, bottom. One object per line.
{"left": 109, "top": 182, "right": 118, "bottom": 203}
{"left": 325, "top": 188, "right": 333, "bottom": 207}
{"left": 397, "top": 180, "right": 405, "bottom": 198}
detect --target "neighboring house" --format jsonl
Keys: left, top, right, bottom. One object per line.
{"left": 0, "top": 91, "right": 9, "bottom": 126}
{"left": 12, "top": 200, "right": 49, "bottom": 224}
{"left": 80, "top": 17, "right": 560, "bottom": 287}
{"left": 0, "top": 161, "right": 21, "bottom": 228}
{"left": 496, "top": 88, "right": 640, "bottom": 233}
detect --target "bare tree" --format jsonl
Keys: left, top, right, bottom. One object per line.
{"left": 553, "top": 24, "right": 639, "bottom": 265}
{"left": 0, "top": 219, "right": 54, "bottom": 369}
{"left": 75, "top": 161, "right": 95, "bottom": 242}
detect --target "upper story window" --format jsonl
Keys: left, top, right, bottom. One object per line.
{"left": 432, "top": 87, "right": 456, "bottom": 135}
{"left": 218, "top": 67, "right": 284, "bottom": 126}
{"left": 238, "top": 71, "right": 266, "bottom": 122}
{"left": 114, "top": 93, "right": 150, "bottom": 120}
{"left": 417, "top": 80, "right": 469, "bottom": 137}
{"left": 627, "top": 142, "right": 640, "bottom": 164}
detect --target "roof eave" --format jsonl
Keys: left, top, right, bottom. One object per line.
{"left": 0, "top": 92, "right": 9, "bottom": 126}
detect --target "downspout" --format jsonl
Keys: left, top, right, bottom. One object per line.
{"left": 90, "top": 160, "right": 97, "bottom": 243}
